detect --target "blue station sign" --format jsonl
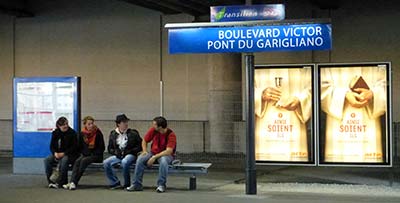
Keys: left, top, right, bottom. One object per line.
{"left": 168, "top": 23, "right": 332, "bottom": 54}
{"left": 210, "top": 4, "right": 285, "bottom": 22}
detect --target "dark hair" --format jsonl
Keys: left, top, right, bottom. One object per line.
{"left": 153, "top": 116, "right": 167, "bottom": 128}
{"left": 56, "top": 117, "right": 68, "bottom": 128}
{"left": 115, "top": 114, "right": 129, "bottom": 126}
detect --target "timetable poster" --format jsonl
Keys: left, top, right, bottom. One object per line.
{"left": 16, "top": 82, "right": 75, "bottom": 132}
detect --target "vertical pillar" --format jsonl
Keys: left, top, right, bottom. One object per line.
{"left": 245, "top": 54, "right": 256, "bottom": 195}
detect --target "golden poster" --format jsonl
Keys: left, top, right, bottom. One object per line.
{"left": 255, "top": 66, "right": 312, "bottom": 162}
{"left": 320, "top": 65, "right": 387, "bottom": 163}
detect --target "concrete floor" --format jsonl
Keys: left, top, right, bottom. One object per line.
{"left": 1, "top": 158, "right": 400, "bottom": 203}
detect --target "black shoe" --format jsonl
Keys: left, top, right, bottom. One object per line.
{"left": 126, "top": 185, "right": 143, "bottom": 192}
{"left": 110, "top": 183, "right": 123, "bottom": 190}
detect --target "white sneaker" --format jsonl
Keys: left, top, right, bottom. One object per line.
{"left": 48, "top": 183, "right": 59, "bottom": 189}
{"left": 69, "top": 182, "right": 76, "bottom": 190}
{"left": 62, "top": 183, "right": 70, "bottom": 190}
{"left": 156, "top": 185, "right": 165, "bottom": 193}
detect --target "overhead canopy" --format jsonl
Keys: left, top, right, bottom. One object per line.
{"left": 0, "top": 0, "right": 342, "bottom": 18}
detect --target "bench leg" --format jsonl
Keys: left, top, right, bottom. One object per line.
{"left": 189, "top": 175, "right": 196, "bottom": 190}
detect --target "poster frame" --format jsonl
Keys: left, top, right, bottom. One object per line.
{"left": 13, "top": 77, "right": 81, "bottom": 158}
{"left": 254, "top": 63, "right": 317, "bottom": 166}
{"left": 316, "top": 62, "right": 392, "bottom": 167}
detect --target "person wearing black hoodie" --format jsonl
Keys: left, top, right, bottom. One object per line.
{"left": 62, "top": 116, "right": 105, "bottom": 190}
{"left": 103, "top": 114, "right": 142, "bottom": 189}
{"left": 44, "top": 117, "right": 79, "bottom": 189}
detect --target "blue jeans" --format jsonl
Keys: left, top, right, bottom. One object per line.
{"left": 132, "top": 152, "right": 173, "bottom": 187}
{"left": 44, "top": 154, "right": 77, "bottom": 185}
{"left": 103, "top": 154, "right": 136, "bottom": 187}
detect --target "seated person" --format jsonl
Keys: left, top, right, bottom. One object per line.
{"left": 44, "top": 117, "right": 79, "bottom": 189}
{"left": 63, "top": 116, "right": 105, "bottom": 190}
{"left": 103, "top": 114, "right": 142, "bottom": 189}
{"left": 127, "top": 116, "right": 177, "bottom": 193}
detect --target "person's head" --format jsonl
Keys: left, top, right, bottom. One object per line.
{"left": 83, "top": 116, "right": 95, "bottom": 132}
{"left": 115, "top": 114, "right": 129, "bottom": 132}
{"left": 152, "top": 116, "right": 167, "bottom": 132}
{"left": 56, "top": 117, "right": 69, "bottom": 132}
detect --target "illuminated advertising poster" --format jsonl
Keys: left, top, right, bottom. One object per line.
{"left": 16, "top": 82, "right": 75, "bottom": 132}
{"left": 318, "top": 63, "right": 391, "bottom": 165}
{"left": 255, "top": 65, "right": 314, "bottom": 164}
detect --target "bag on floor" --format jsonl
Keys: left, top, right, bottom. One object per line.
{"left": 49, "top": 162, "right": 60, "bottom": 183}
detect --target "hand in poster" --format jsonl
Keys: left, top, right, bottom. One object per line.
{"left": 262, "top": 87, "right": 281, "bottom": 103}
{"left": 354, "top": 88, "right": 373, "bottom": 102}
{"left": 345, "top": 88, "right": 373, "bottom": 108}
{"left": 280, "top": 97, "right": 300, "bottom": 111}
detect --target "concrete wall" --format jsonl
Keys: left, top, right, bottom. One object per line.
{"left": 14, "top": 0, "right": 161, "bottom": 120}
{"left": 208, "top": 54, "right": 242, "bottom": 153}
{"left": 162, "top": 15, "right": 210, "bottom": 121}
{"left": 0, "top": 14, "right": 14, "bottom": 151}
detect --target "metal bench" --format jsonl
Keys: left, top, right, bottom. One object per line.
{"left": 87, "top": 162, "right": 212, "bottom": 190}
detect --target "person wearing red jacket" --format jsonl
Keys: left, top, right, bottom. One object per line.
{"left": 127, "top": 116, "right": 177, "bottom": 193}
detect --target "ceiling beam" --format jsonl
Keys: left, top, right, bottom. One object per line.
{"left": 205, "top": 0, "right": 245, "bottom": 6}
{"left": 121, "top": 0, "right": 282, "bottom": 16}
{"left": 144, "top": 0, "right": 203, "bottom": 16}
{"left": 120, "top": 0, "right": 180, "bottom": 14}
{"left": 173, "top": 0, "right": 209, "bottom": 14}
{"left": 0, "top": 6, "right": 34, "bottom": 17}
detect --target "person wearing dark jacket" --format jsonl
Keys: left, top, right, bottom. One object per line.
{"left": 44, "top": 117, "right": 79, "bottom": 189}
{"left": 103, "top": 114, "right": 142, "bottom": 189}
{"left": 62, "top": 116, "right": 105, "bottom": 190}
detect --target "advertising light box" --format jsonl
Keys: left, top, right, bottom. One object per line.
{"left": 255, "top": 64, "right": 315, "bottom": 165}
{"left": 318, "top": 63, "right": 392, "bottom": 166}
{"left": 210, "top": 4, "right": 285, "bottom": 22}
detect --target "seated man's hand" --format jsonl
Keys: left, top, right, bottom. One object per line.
{"left": 140, "top": 151, "right": 148, "bottom": 156}
{"left": 146, "top": 156, "right": 156, "bottom": 167}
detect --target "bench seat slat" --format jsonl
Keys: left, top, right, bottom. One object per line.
{"left": 87, "top": 162, "right": 212, "bottom": 174}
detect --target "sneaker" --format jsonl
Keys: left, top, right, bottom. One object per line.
{"left": 48, "top": 183, "right": 59, "bottom": 189}
{"left": 156, "top": 185, "right": 166, "bottom": 193}
{"left": 110, "top": 183, "right": 123, "bottom": 190}
{"left": 62, "top": 183, "right": 70, "bottom": 190}
{"left": 126, "top": 185, "right": 143, "bottom": 192}
{"left": 69, "top": 182, "right": 76, "bottom": 190}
